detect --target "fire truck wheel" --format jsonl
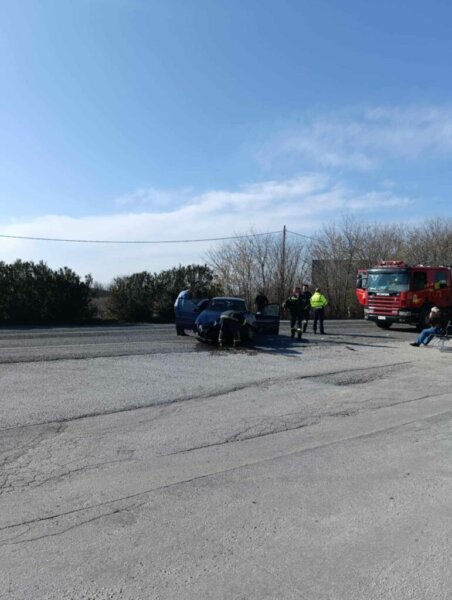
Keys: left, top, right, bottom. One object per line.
{"left": 376, "top": 322, "right": 392, "bottom": 329}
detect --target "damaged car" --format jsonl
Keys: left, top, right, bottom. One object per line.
{"left": 183, "top": 296, "right": 280, "bottom": 343}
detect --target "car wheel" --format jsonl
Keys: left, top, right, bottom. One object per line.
{"left": 376, "top": 322, "right": 392, "bottom": 330}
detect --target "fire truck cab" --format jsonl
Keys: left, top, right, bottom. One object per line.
{"left": 356, "top": 260, "right": 452, "bottom": 330}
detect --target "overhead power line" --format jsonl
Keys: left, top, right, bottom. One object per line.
{"left": 0, "top": 228, "right": 320, "bottom": 244}
{"left": 0, "top": 230, "right": 282, "bottom": 245}
{"left": 286, "top": 229, "right": 320, "bottom": 242}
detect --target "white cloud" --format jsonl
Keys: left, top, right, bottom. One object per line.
{"left": 0, "top": 174, "right": 414, "bottom": 282}
{"left": 115, "top": 186, "right": 193, "bottom": 209}
{"left": 262, "top": 106, "right": 452, "bottom": 170}
{"left": 347, "top": 190, "right": 413, "bottom": 210}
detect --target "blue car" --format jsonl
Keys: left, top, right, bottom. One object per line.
{"left": 176, "top": 296, "right": 279, "bottom": 343}
{"left": 174, "top": 295, "right": 209, "bottom": 333}
{"left": 195, "top": 297, "right": 256, "bottom": 342}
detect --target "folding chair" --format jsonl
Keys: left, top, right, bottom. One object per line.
{"left": 430, "top": 320, "right": 452, "bottom": 352}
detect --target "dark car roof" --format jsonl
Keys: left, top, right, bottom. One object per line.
{"left": 195, "top": 297, "right": 246, "bottom": 315}
{"left": 211, "top": 296, "right": 245, "bottom": 302}
{"left": 208, "top": 297, "right": 246, "bottom": 309}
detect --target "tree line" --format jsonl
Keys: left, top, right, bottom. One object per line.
{"left": 106, "top": 265, "right": 222, "bottom": 322}
{"left": 0, "top": 262, "right": 221, "bottom": 325}
{"left": 0, "top": 261, "right": 94, "bottom": 324}
{"left": 1, "top": 218, "right": 451, "bottom": 324}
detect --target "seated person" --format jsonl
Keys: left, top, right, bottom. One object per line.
{"left": 410, "top": 307, "right": 443, "bottom": 347}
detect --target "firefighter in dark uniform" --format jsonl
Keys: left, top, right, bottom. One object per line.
{"left": 218, "top": 309, "right": 247, "bottom": 348}
{"left": 300, "top": 284, "right": 312, "bottom": 333}
{"left": 254, "top": 291, "right": 269, "bottom": 314}
{"left": 284, "top": 286, "right": 305, "bottom": 340}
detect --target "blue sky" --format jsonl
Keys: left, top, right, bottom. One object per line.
{"left": 1, "top": 0, "right": 452, "bottom": 281}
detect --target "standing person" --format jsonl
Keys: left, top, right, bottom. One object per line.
{"left": 218, "top": 309, "right": 247, "bottom": 348}
{"left": 284, "top": 287, "right": 304, "bottom": 340}
{"left": 174, "top": 285, "right": 195, "bottom": 336}
{"left": 300, "top": 284, "right": 312, "bottom": 333}
{"left": 310, "top": 288, "right": 328, "bottom": 334}
{"left": 254, "top": 291, "right": 269, "bottom": 314}
{"left": 410, "top": 306, "right": 443, "bottom": 347}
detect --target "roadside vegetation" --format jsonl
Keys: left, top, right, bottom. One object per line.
{"left": 1, "top": 218, "right": 451, "bottom": 325}
{"left": 0, "top": 260, "right": 93, "bottom": 325}
{"left": 107, "top": 265, "right": 222, "bottom": 322}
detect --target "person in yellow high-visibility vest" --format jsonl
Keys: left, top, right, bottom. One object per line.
{"left": 310, "top": 288, "right": 328, "bottom": 334}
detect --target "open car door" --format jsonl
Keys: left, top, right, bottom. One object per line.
{"left": 175, "top": 298, "right": 209, "bottom": 331}
{"left": 255, "top": 303, "right": 280, "bottom": 335}
{"left": 356, "top": 269, "right": 368, "bottom": 306}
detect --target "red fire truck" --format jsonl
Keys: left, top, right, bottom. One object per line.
{"left": 356, "top": 260, "right": 452, "bottom": 330}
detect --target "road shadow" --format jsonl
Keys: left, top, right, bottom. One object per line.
{"left": 257, "top": 333, "right": 400, "bottom": 353}
{"left": 192, "top": 333, "right": 306, "bottom": 356}
{"left": 324, "top": 332, "right": 401, "bottom": 340}
{"left": 253, "top": 334, "right": 310, "bottom": 356}
{"left": 309, "top": 338, "right": 399, "bottom": 349}
{"left": 193, "top": 332, "right": 399, "bottom": 356}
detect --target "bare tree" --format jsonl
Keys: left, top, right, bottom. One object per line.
{"left": 405, "top": 218, "right": 452, "bottom": 265}
{"left": 309, "top": 217, "right": 408, "bottom": 318}
{"left": 207, "top": 229, "right": 309, "bottom": 306}
{"left": 358, "top": 223, "right": 407, "bottom": 265}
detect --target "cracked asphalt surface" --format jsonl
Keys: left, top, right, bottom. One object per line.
{"left": 1, "top": 321, "right": 451, "bottom": 599}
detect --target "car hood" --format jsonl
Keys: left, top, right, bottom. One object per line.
{"left": 195, "top": 309, "right": 222, "bottom": 325}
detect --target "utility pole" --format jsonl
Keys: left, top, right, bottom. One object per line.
{"left": 280, "top": 225, "right": 286, "bottom": 305}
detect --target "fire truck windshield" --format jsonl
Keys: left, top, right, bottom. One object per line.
{"left": 367, "top": 271, "right": 410, "bottom": 293}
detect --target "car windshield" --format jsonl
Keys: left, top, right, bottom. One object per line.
{"left": 208, "top": 299, "right": 247, "bottom": 312}
{"left": 367, "top": 271, "right": 410, "bottom": 292}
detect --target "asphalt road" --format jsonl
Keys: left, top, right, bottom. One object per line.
{"left": 0, "top": 319, "right": 415, "bottom": 364}
{"left": 1, "top": 320, "right": 451, "bottom": 599}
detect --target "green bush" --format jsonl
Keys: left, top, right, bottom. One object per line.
{"left": 107, "top": 271, "right": 155, "bottom": 322}
{"left": 0, "top": 260, "right": 94, "bottom": 324}
{"left": 107, "top": 264, "right": 222, "bottom": 322}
